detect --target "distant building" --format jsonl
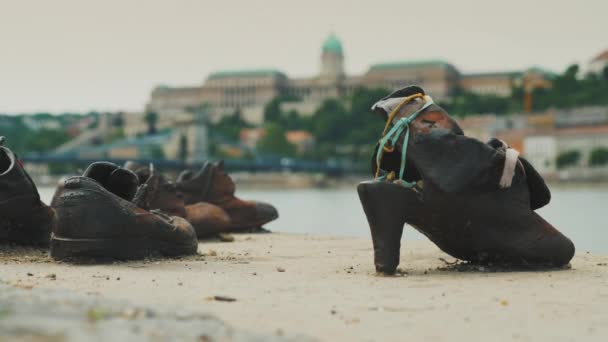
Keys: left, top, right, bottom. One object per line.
{"left": 286, "top": 130, "right": 315, "bottom": 154}
{"left": 22, "top": 117, "right": 62, "bottom": 131}
{"left": 523, "top": 134, "right": 557, "bottom": 175}
{"left": 56, "top": 132, "right": 174, "bottom": 161}
{"left": 240, "top": 128, "right": 267, "bottom": 150}
{"left": 146, "top": 34, "right": 543, "bottom": 125}
{"left": 524, "top": 125, "right": 608, "bottom": 180}
{"left": 457, "top": 114, "right": 500, "bottom": 142}
{"left": 588, "top": 50, "right": 608, "bottom": 75}
{"left": 555, "top": 106, "right": 608, "bottom": 128}
{"left": 240, "top": 128, "right": 315, "bottom": 155}
{"left": 461, "top": 72, "right": 522, "bottom": 97}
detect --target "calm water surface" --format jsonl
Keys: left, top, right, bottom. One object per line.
{"left": 39, "top": 185, "right": 608, "bottom": 254}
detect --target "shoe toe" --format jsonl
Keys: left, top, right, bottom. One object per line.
{"left": 172, "top": 216, "right": 198, "bottom": 241}
{"left": 185, "top": 203, "right": 232, "bottom": 236}
{"left": 255, "top": 201, "right": 278, "bottom": 224}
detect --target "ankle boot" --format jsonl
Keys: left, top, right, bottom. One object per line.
{"left": 132, "top": 164, "right": 231, "bottom": 238}
{"left": 50, "top": 162, "right": 197, "bottom": 260}
{"left": 0, "top": 137, "right": 55, "bottom": 246}
{"left": 176, "top": 161, "right": 278, "bottom": 231}
{"left": 357, "top": 181, "right": 426, "bottom": 274}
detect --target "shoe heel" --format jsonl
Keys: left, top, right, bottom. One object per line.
{"left": 51, "top": 178, "right": 133, "bottom": 260}
{"left": 1, "top": 203, "right": 55, "bottom": 246}
{"left": 357, "top": 181, "right": 423, "bottom": 275}
{"left": 50, "top": 234, "right": 147, "bottom": 260}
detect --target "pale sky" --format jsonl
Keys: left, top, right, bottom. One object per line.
{"left": 0, "top": 0, "right": 606, "bottom": 113}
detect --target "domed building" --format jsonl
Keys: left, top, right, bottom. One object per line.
{"left": 320, "top": 33, "right": 345, "bottom": 80}
{"left": 146, "top": 34, "right": 519, "bottom": 125}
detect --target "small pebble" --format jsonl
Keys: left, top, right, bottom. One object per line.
{"left": 217, "top": 233, "right": 234, "bottom": 242}
{"left": 212, "top": 295, "right": 236, "bottom": 302}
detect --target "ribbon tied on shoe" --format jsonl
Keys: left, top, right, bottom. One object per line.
{"left": 372, "top": 93, "right": 433, "bottom": 188}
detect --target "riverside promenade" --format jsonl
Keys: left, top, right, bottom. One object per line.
{"left": 1, "top": 233, "right": 607, "bottom": 341}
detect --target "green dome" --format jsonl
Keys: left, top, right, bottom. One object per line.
{"left": 322, "top": 34, "right": 343, "bottom": 55}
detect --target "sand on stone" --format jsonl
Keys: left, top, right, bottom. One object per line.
{"left": 1, "top": 233, "right": 607, "bottom": 341}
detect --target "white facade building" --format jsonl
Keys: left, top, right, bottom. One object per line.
{"left": 523, "top": 135, "right": 558, "bottom": 175}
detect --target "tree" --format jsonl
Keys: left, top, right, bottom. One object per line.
{"left": 439, "top": 91, "right": 514, "bottom": 116}
{"left": 531, "top": 63, "right": 608, "bottom": 110}
{"left": 211, "top": 107, "right": 251, "bottom": 141}
{"left": 263, "top": 98, "right": 282, "bottom": 123}
{"left": 311, "top": 99, "right": 349, "bottom": 143}
{"left": 589, "top": 147, "right": 608, "bottom": 167}
{"left": 144, "top": 111, "right": 158, "bottom": 135}
{"left": 556, "top": 150, "right": 581, "bottom": 169}
{"left": 23, "top": 128, "right": 71, "bottom": 153}
{"left": 148, "top": 145, "right": 165, "bottom": 159}
{"left": 256, "top": 123, "right": 296, "bottom": 157}
{"left": 347, "top": 87, "right": 389, "bottom": 145}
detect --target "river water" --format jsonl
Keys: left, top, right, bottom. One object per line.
{"left": 39, "top": 185, "right": 608, "bottom": 254}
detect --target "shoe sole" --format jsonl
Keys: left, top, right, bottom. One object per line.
{"left": 50, "top": 233, "right": 198, "bottom": 261}
{"left": 229, "top": 213, "right": 280, "bottom": 232}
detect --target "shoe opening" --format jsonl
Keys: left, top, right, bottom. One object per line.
{"left": 373, "top": 146, "right": 422, "bottom": 185}
{"left": 0, "top": 147, "right": 14, "bottom": 176}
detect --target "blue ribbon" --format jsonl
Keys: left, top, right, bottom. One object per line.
{"left": 376, "top": 98, "right": 434, "bottom": 187}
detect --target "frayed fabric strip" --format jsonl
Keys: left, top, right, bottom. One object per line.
{"left": 372, "top": 95, "right": 433, "bottom": 120}
{"left": 499, "top": 139, "right": 508, "bottom": 149}
{"left": 499, "top": 148, "right": 520, "bottom": 188}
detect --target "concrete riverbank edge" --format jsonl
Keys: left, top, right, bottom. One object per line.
{"left": 1, "top": 233, "right": 607, "bottom": 341}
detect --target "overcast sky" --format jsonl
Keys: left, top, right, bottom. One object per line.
{"left": 0, "top": 0, "right": 606, "bottom": 114}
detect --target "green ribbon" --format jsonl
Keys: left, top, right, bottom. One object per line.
{"left": 376, "top": 98, "right": 434, "bottom": 187}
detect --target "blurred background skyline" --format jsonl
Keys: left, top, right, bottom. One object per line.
{"left": 1, "top": 0, "right": 606, "bottom": 113}
{"left": 1, "top": 0, "right": 608, "bottom": 251}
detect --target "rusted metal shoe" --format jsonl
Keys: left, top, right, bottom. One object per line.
{"left": 183, "top": 202, "right": 232, "bottom": 237}
{"left": 359, "top": 86, "right": 574, "bottom": 275}
{"left": 176, "top": 161, "right": 278, "bottom": 231}
{"left": 50, "top": 162, "right": 197, "bottom": 260}
{"left": 131, "top": 164, "right": 231, "bottom": 238}
{"left": 131, "top": 164, "right": 187, "bottom": 218}
{"left": 0, "top": 137, "right": 55, "bottom": 246}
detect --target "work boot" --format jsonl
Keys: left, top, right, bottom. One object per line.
{"left": 0, "top": 137, "right": 55, "bottom": 246}
{"left": 176, "top": 161, "right": 278, "bottom": 231}
{"left": 50, "top": 162, "right": 197, "bottom": 260}
{"left": 131, "top": 164, "right": 232, "bottom": 238}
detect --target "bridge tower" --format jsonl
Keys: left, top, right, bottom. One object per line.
{"left": 165, "top": 108, "right": 209, "bottom": 163}
{"left": 188, "top": 107, "right": 209, "bottom": 163}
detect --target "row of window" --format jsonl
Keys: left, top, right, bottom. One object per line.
{"left": 224, "top": 86, "right": 257, "bottom": 96}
